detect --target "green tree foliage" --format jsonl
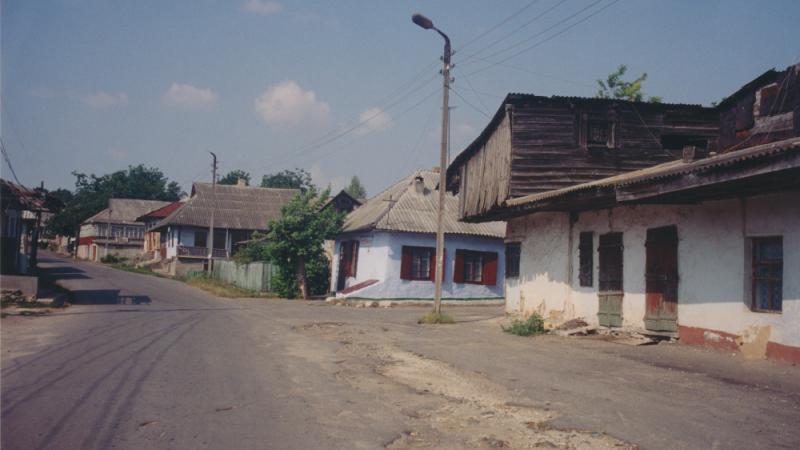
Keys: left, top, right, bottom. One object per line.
{"left": 596, "top": 65, "right": 662, "bottom": 103}
{"left": 236, "top": 188, "right": 344, "bottom": 299}
{"left": 344, "top": 175, "right": 367, "bottom": 200}
{"left": 260, "top": 168, "right": 314, "bottom": 191}
{"left": 218, "top": 169, "right": 251, "bottom": 186}
{"left": 47, "top": 165, "right": 182, "bottom": 237}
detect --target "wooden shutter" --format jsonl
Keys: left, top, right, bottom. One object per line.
{"left": 578, "top": 232, "right": 593, "bottom": 287}
{"left": 482, "top": 252, "right": 498, "bottom": 286}
{"left": 400, "top": 246, "right": 412, "bottom": 280}
{"left": 453, "top": 249, "right": 465, "bottom": 283}
{"left": 351, "top": 241, "right": 360, "bottom": 277}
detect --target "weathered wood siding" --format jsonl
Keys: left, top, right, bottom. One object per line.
{"left": 460, "top": 112, "right": 512, "bottom": 218}
{"left": 507, "top": 98, "right": 718, "bottom": 198}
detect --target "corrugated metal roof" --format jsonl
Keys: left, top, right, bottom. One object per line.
{"left": 506, "top": 137, "right": 800, "bottom": 208}
{"left": 152, "top": 183, "right": 298, "bottom": 230}
{"left": 342, "top": 170, "right": 505, "bottom": 238}
{"left": 84, "top": 198, "right": 172, "bottom": 225}
{"left": 135, "top": 201, "right": 184, "bottom": 221}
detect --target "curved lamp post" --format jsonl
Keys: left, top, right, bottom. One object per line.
{"left": 412, "top": 13, "right": 450, "bottom": 315}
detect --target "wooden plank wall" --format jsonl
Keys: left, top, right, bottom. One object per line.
{"left": 460, "top": 113, "right": 512, "bottom": 218}
{"left": 507, "top": 99, "right": 718, "bottom": 198}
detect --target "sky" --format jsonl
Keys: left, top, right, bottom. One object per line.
{"left": 2, "top": 0, "right": 799, "bottom": 197}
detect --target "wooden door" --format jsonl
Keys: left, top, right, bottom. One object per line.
{"left": 644, "top": 226, "right": 679, "bottom": 332}
{"left": 598, "top": 232, "right": 623, "bottom": 327}
{"left": 336, "top": 241, "right": 358, "bottom": 291}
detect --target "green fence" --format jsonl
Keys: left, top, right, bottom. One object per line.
{"left": 211, "top": 260, "right": 277, "bottom": 293}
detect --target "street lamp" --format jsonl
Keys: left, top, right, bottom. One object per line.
{"left": 412, "top": 12, "right": 450, "bottom": 315}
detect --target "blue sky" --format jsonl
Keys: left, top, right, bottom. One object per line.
{"left": 2, "top": 0, "right": 798, "bottom": 196}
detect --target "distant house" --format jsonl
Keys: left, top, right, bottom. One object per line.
{"left": 446, "top": 65, "right": 800, "bottom": 363}
{"left": 136, "top": 201, "right": 184, "bottom": 262}
{"left": 330, "top": 170, "right": 506, "bottom": 301}
{"left": 1, "top": 179, "right": 57, "bottom": 274}
{"left": 149, "top": 181, "right": 298, "bottom": 275}
{"left": 321, "top": 189, "right": 362, "bottom": 214}
{"left": 78, "top": 198, "right": 172, "bottom": 262}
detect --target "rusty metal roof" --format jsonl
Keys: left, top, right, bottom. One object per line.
{"left": 341, "top": 170, "right": 505, "bottom": 238}
{"left": 506, "top": 137, "right": 800, "bottom": 208}
{"left": 84, "top": 198, "right": 172, "bottom": 225}
{"left": 152, "top": 183, "right": 298, "bottom": 231}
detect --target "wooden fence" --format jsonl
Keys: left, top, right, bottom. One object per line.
{"left": 211, "top": 260, "right": 277, "bottom": 293}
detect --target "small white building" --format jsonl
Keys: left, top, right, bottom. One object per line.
{"left": 330, "top": 170, "right": 506, "bottom": 301}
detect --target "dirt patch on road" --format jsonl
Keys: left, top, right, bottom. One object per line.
{"left": 298, "top": 321, "right": 632, "bottom": 449}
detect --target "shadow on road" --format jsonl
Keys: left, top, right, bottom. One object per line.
{"left": 68, "top": 289, "right": 152, "bottom": 305}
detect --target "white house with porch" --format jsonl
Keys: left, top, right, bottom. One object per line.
{"left": 150, "top": 181, "right": 298, "bottom": 275}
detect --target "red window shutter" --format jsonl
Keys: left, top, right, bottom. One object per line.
{"left": 351, "top": 241, "right": 359, "bottom": 277}
{"left": 483, "top": 252, "right": 498, "bottom": 286}
{"left": 400, "top": 246, "right": 412, "bottom": 280}
{"left": 453, "top": 249, "right": 465, "bottom": 283}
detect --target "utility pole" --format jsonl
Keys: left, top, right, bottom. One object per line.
{"left": 29, "top": 181, "right": 44, "bottom": 270}
{"left": 105, "top": 203, "right": 111, "bottom": 260}
{"left": 208, "top": 152, "right": 217, "bottom": 272}
{"left": 412, "top": 13, "right": 451, "bottom": 315}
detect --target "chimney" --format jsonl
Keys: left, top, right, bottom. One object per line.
{"left": 236, "top": 178, "right": 247, "bottom": 187}
{"left": 412, "top": 175, "right": 425, "bottom": 194}
{"left": 682, "top": 145, "right": 697, "bottom": 163}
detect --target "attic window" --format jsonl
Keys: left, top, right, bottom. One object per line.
{"left": 580, "top": 114, "right": 615, "bottom": 154}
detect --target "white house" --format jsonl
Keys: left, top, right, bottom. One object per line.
{"left": 444, "top": 65, "right": 800, "bottom": 363}
{"left": 330, "top": 170, "right": 506, "bottom": 301}
{"left": 149, "top": 181, "right": 298, "bottom": 275}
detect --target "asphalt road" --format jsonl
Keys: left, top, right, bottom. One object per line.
{"left": 3, "top": 252, "right": 799, "bottom": 449}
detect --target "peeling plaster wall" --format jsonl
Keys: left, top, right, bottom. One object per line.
{"left": 332, "top": 231, "right": 505, "bottom": 300}
{"left": 507, "top": 191, "right": 800, "bottom": 350}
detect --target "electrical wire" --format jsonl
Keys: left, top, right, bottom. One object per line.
{"left": 1, "top": 139, "right": 22, "bottom": 185}
{"left": 449, "top": 86, "right": 491, "bottom": 118}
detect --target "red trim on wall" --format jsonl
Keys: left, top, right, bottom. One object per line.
{"left": 678, "top": 325, "right": 800, "bottom": 364}
{"left": 766, "top": 341, "right": 800, "bottom": 364}
{"left": 78, "top": 236, "right": 95, "bottom": 246}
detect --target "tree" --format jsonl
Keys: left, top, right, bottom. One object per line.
{"left": 218, "top": 169, "right": 251, "bottom": 186}
{"left": 260, "top": 168, "right": 314, "bottom": 191}
{"left": 47, "top": 165, "right": 182, "bottom": 237}
{"left": 344, "top": 175, "right": 367, "bottom": 199}
{"left": 236, "top": 188, "right": 344, "bottom": 299}
{"left": 596, "top": 65, "right": 662, "bottom": 103}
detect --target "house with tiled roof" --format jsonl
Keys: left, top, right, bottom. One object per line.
{"left": 149, "top": 180, "right": 298, "bottom": 275}
{"left": 330, "top": 169, "right": 506, "bottom": 301}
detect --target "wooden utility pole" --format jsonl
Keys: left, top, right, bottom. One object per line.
{"left": 207, "top": 152, "right": 217, "bottom": 272}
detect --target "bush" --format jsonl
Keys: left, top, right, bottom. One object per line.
{"left": 100, "top": 254, "right": 127, "bottom": 264}
{"left": 502, "top": 314, "right": 545, "bottom": 336}
{"left": 417, "top": 310, "right": 455, "bottom": 324}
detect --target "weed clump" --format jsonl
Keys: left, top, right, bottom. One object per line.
{"left": 100, "top": 254, "right": 127, "bottom": 264}
{"left": 417, "top": 310, "right": 455, "bottom": 325}
{"left": 502, "top": 314, "right": 545, "bottom": 336}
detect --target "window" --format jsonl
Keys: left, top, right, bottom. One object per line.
{"left": 400, "top": 246, "right": 436, "bottom": 281}
{"left": 111, "top": 225, "right": 123, "bottom": 237}
{"left": 579, "top": 232, "right": 593, "bottom": 287}
{"left": 598, "top": 233, "right": 623, "bottom": 292}
{"left": 505, "top": 243, "right": 520, "bottom": 278}
{"left": 194, "top": 230, "right": 207, "bottom": 248}
{"left": 580, "top": 113, "right": 615, "bottom": 152}
{"left": 751, "top": 237, "right": 782, "bottom": 312}
{"left": 454, "top": 249, "right": 498, "bottom": 286}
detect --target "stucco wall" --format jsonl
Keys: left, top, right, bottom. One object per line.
{"left": 332, "top": 231, "right": 505, "bottom": 300}
{"left": 507, "top": 191, "right": 800, "bottom": 349}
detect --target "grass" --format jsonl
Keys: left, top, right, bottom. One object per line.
{"left": 1, "top": 290, "right": 58, "bottom": 314}
{"left": 502, "top": 314, "right": 546, "bottom": 336}
{"left": 110, "top": 263, "right": 168, "bottom": 278}
{"left": 178, "top": 273, "right": 273, "bottom": 299}
{"left": 417, "top": 310, "right": 455, "bottom": 325}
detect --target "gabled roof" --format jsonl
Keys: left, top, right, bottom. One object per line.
{"left": 341, "top": 170, "right": 505, "bottom": 238}
{"left": 84, "top": 198, "right": 172, "bottom": 225}
{"left": 135, "top": 201, "right": 184, "bottom": 222}
{"left": 0, "top": 179, "right": 59, "bottom": 212}
{"left": 321, "top": 189, "right": 363, "bottom": 212}
{"left": 152, "top": 183, "right": 298, "bottom": 231}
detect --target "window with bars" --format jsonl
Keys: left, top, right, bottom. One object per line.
{"left": 751, "top": 237, "right": 782, "bottom": 312}
{"left": 578, "top": 232, "right": 593, "bottom": 287}
{"left": 505, "top": 243, "right": 520, "bottom": 278}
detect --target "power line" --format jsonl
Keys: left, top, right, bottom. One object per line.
{"left": 449, "top": 86, "right": 491, "bottom": 118}
{"left": 465, "top": 0, "right": 620, "bottom": 77}
{"left": 455, "top": 0, "right": 544, "bottom": 52}
{"left": 0, "top": 138, "right": 22, "bottom": 185}
{"left": 458, "top": 0, "right": 569, "bottom": 65}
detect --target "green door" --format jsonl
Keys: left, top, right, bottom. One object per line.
{"left": 598, "top": 233, "right": 624, "bottom": 328}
